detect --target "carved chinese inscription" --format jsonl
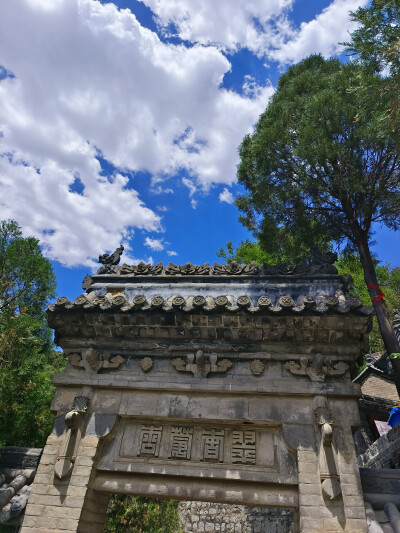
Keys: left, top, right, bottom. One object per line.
{"left": 168, "top": 427, "right": 193, "bottom": 460}
{"left": 201, "top": 429, "right": 225, "bottom": 462}
{"left": 138, "top": 425, "right": 163, "bottom": 457}
{"left": 232, "top": 430, "right": 256, "bottom": 464}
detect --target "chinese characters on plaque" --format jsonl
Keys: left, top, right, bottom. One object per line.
{"left": 201, "top": 429, "right": 225, "bottom": 462}
{"left": 232, "top": 430, "right": 256, "bottom": 464}
{"left": 138, "top": 425, "right": 163, "bottom": 457}
{"left": 168, "top": 426, "right": 193, "bottom": 459}
{"left": 137, "top": 425, "right": 257, "bottom": 464}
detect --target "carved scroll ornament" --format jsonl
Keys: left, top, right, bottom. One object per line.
{"left": 172, "top": 350, "right": 233, "bottom": 378}
{"left": 285, "top": 354, "right": 348, "bottom": 382}
{"left": 68, "top": 348, "right": 124, "bottom": 373}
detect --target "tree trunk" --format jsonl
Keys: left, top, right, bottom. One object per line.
{"left": 357, "top": 232, "right": 400, "bottom": 396}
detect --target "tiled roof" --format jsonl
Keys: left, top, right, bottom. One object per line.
{"left": 0, "top": 447, "right": 41, "bottom": 527}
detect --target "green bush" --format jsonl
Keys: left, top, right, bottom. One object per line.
{"left": 104, "top": 495, "right": 184, "bottom": 533}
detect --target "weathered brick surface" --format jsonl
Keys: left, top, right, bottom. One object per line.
{"left": 358, "top": 422, "right": 400, "bottom": 468}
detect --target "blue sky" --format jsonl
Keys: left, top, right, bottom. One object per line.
{"left": 0, "top": 0, "right": 398, "bottom": 302}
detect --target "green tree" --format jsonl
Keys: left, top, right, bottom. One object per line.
{"left": 236, "top": 55, "right": 400, "bottom": 385}
{"left": 0, "top": 220, "right": 65, "bottom": 447}
{"left": 345, "top": 0, "right": 399, "bottom": 129}
{"left": 104, "top": 495, "right": 183, "bottom": 533}
{"left": 335, "top": 251, "right": 400, "bottom": 353}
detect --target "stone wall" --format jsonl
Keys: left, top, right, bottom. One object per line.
{"left": 177, "top": 502, "right": 294, "bottom": 533}
{"left": 358, "top": 423, "right": 400, "bottom": 469}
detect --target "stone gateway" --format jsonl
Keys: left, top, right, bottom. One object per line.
{"left": 21, "top": 257, "right": 373, "bottom": 532}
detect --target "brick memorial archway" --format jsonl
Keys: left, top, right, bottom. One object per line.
{"left": 21, "top": 254, "right": 371, "bottom": 532}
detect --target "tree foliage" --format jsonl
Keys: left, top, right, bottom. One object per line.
{"left": 104, "top": 495, "right": 183, "bottom": 533}
{"left": 237, "top": 55, "right": 399, "bottom": 256}
{"left": 237, "top": 54, "right": 400, "bottom": 370}
{"left": 345, "top": 0, "right": 400, "bottom": 132}
{"left": 0, "top": 220, "right": 65, "bottom": 447}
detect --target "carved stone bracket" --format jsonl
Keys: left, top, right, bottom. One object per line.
{"left": 68, "top": 348, "right": 124, "bottom": 373}
{"left": 172, "top": 350, "right": 233, "bottom": 378}
{"left": 285, "top": 354, "right": 349, "bottom": 382}
{"left": 54, "top": 396, "right": 90, "bottom": 479}
{"left": 314, "top": 406, "right": 342, "bottom": 500}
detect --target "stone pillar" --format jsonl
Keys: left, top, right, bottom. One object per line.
{"left": 21, "top": 430, "right": 109, "bottom": 532}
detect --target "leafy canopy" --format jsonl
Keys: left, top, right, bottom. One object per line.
{"left": 346, "top": 0, "right": 400, "bottom": 78}
{"left": 344, "top": 0, "right": 400, "bottom": 132}
{"left": 237, "top": 55, "right": 400, "bottom": 262}
{"left": 0, "top": 220, "right": 65, "bottom": 447}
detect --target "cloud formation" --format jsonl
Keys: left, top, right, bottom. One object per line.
{"left": 269, "top": 0, "right": 368, "bottom": 65}
{"left": 142, "top": 0, "right": 294, "bottom": 55}
{"left": 0, "top": 0, "right": 272, "bottom": 265}
{"left": 144, "top": 237, "right": 165, "bottom": 251}
{"left": 0, "top": 0, "right": 366, "bottom": 267}
{"left": 219, "top": 188, "right": 234, "bottom": 204}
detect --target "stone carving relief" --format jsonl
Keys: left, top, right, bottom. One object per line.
{"left": 285, "top": 354, "right": 348, "bottom": 382}
{"left": 172, "top": 350, "right": 233, "bottom": 378}
{"left": 97, "top": 245, "right": 124, "bottom": 274}
{"left": 94, "top": 247, "right": 339, "bottom": 277}
{"left": 139, "top": 357, "right": 153, "bottom": 372}
{"left": 250, "top": 359, "right": 265, "bottom": 376}
{"left": 213, "top": 262, "right": 259, "bottom": 275}
{"left": 165, "top": 262, "right": 211, "bottom": 275}
{"left": 314, "top": 407, "right": 342, "bottom": 500}
{"left": 120, "top": 262, "right": 163, "bottom": 276}
{"left": 68, "top": 348, "right": 124, "bottom": 373}
{"left": 112, "top": 421, "right": 290, "bottom": 475}
{"left": 54, "top": 396, "right": 89, "bottom": 479}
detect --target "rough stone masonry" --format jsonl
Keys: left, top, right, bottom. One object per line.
{"left": 21, "top": 254, "right": 373, "bottom": 532}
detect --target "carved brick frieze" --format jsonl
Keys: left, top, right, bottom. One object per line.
{"left": 68, "top": 348, "right": 124, "bottom": 373}
{"left": 172, "top": 350, "right": 233, "bottom": 378}
{"left": 285, "top": 354, "right": 349, "bottom": 382}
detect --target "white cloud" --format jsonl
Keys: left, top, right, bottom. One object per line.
{"left": 0, "top": 155, "right": 160, "bottom": 267}
{"left": 144, "top": 237, "right": 165, "bottom": 251}
{"left": 156, "top": 205, "right": 168, "bottom": 212}
{"left": 167, "top": 250, "right": 178, "bottom": 257}
{"left": 190, "top": 199, "right": 197, "bottom": 210}
{"left": 182, "top": 177, "right": 197, "bottom": 197}
{"left": 141, "top": 0, "right": 295, "bottom": 55}
{"left": 0, "top": 0, "right": 273, "bottom": 265}
{"left": 150, "top": 185, "right": 174, "bottom": 195}
{"left": 219, "top": 188, "right": 234, "bottom": 204}
{"left": 269, "top": 0, "right": 368, "bottom": 65}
